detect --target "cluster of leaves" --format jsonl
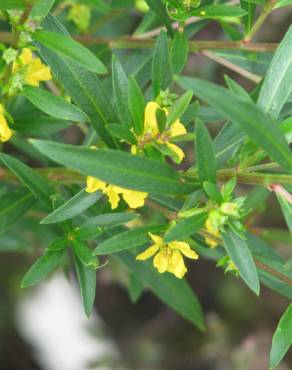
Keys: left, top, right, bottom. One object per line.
{"left": 0, "top": 0, "right": 291, "bottom": 367}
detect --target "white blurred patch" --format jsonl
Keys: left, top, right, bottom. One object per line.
{"left": 15, "top": 273, "right": 125, "bottom": 370}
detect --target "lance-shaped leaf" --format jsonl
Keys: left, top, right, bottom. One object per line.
{"left": 195, "top": 120, "right": 217, "bottom": 184}
{"left": 164, "top": 212, "right": 207, "bottom": 243}
{"left": 31, "top": 0, "right": 56, "bottom": 20}
{"left": 152, "top": 31, "right": 172, "bottom": 97}
{"left": 222, "top": 230, "right": 260, "bottom": 295}
{"left": 167, "top": 91, "right": 193, "bottom": 126}
{"left": 72, "top": 240, "right": 99, "bottom": 269}
{"left": 128, "top": 76, "right": 145, "bottom": 136}
{"left": 94, "top": 225, "right": 164, "bottom": 255}
{"left": 258, "top": 26, "right": 292, "bottom": 119}
{"left": 23, "top": 86, "right": 89, "bottom": 123}
{"left": 269, "top": 304, "right": 292, "bottom": 369}
{"left": 116, "top": 250, "right": 205, "bottom": 330}
{"left": 30, "top": 140, "right": 194, "bottom": 195}
{"left": 178, "top": 76, "right": 292, "bottom": 174}
{"left": 41, "top": 189, "right": 102, "bottom": 224}
{"left": 21, "top": 249, "right": 65, "bottom": 287}
{"left": 112, "top": 55, "right": 130, "bottom": 125}
{"left": 37, "top": 15, "right": 116, "bottom": 148}
{"left": 0, "top": 153, "right": 52, "bottom": 208}
{"left": 74, "top": 255, "right": 96, "bottom": 317}
{"left": 191, "top": 4, "right": 247, "bottom": 18}
{"left": 171, "top": 31, "right": 189, "bottom": 75}
{"left": 34, "top": 30, "right": 107, "bottom": 74}
{"left": 83, "top": 212, "right": 138, "bottom": 228}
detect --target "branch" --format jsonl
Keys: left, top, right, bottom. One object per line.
{"left": 0, "top": 31, "right": 278, "bottom": 53}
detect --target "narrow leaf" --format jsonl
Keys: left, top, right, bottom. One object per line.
{"left": 222, "top": 230, "right": 260, "bottom": 295}
{"left": 41, "top": 189, "right": 102, "bottom": 224}
{"left": 34, "top": 30, "right": 107, "bottom": 74}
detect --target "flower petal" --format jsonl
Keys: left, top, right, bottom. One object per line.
{"left": 104, "top": 185, "right": 120, "bottom": 209}
{"left": 171, "top": 241, "right": 199, "bottom": 260}
{"left": 168, "top": 250, "right": 187, "bottom": 279}
{"left": 25, "top": 58, "right": 52, "bottom": 87}
{"left": 153, "top": 250, "right": 168, "bottom": 273}
{"left": 121, "top": 189, "right": 148, "bottom": 209}
{"left": 166, "top": 142, "right": 185, "bottom": 163}
{"left": 144, "top": 101, "right": 160, "bottom": 137}
{"left": 169, "top": 120, "right": 186, "bottom": 138}
{"left": 136, "top": 244, "right": 160, "bottom": 260}
{"left": 19, "top": 48, "right": 33, "bottom": 65}
{"left": 0, "top": 112, "right": 12, "bottom": 142}
{"left": 86, "top": 176, "right": 107, "bottom": 193}
{"left": 149, "top": 233, "right": 163, "bottom": 245}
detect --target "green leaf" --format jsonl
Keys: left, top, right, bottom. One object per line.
{"left": 128, "top": 76, "right": 145, "bottom": 136}
{"left": 116, "top": 250, "right": 205, "bottom": 330}
{"left": 22, "top": 86, "right": 89, "bottom": 123}
{"left": 152, "top": 31, "right": 172, "bottom": 97}
{"left": 276, "top": 192, "right": 292, "bottom": 234}
{"left": 30, "top": 140, "right": 193, "bottom": 195}
{"left": 167, "top": 91, "right": 193, "bottom": 126}
{"left": 83, "top": 212, "right": 139, "bottom": 228}
{"left": 41, "top": 189, "right": 102, "bottom": 224}
{"left": 107, "top": 124, "right": 137, "bottom": 144}
{"left": 72, "top": 240, "right": 99, "bottom": 268}
{"left": 179, "top": 76, "right": 292, "bottom": 174}
{"left": 74, "top": 255, "right": 96, "bottom": 317}
{"left": 37, "top": 15, "right": 116, "bottom": 148}
{"left": 47, "top": 236, "right": 68, "bottom": 251}
{"left": 0, "top": 190, "right": 35, "bottom": 233}
{"left": 21, "top": 250, "right": 65, "bottom": 288}
{"left": 269, "top": 304, "right": 292, "bottom": 369}
{"left": 171, "top": 31, "right": 189, "bottom": 75}
{"left": 144, "top": 0, "right": 174, "bottom": 35}
{"left": 83, "top": 0, "right": 110, "bottom": 13}
{"left": 191, "top": 4, "right": 247, "bottom": 18}
{"left": 240, "top": 0, "right": 256, "bottom": 32}
{"left": 0, "top": 153, "right": 52, "bottom": 208}
{"left": 195, "top": 120, "right": 216, "bottom": 184}
{"left": 94, "top": 225, "right": 164, "bottom": 255}
{"left": 112, "top": 55, "right": 130, "bottom": 125}
{"left": 164, "top": 212, "right": 207, "bottom": 243}
{"left": 34, "top": 30, "right": 107, "bottom": 74}
{"left": 73, "top": 226, "right": 103, "bottom": 241}
{"left": 13, "top": 115, "right": 71, "bottom": 135}
{"left": 0, "top": 0, "right": 25, "bottom": 10}
{"left": 258, "top": 26, "right": 292, "bottom": 119}
{"left": 31, "top": 0, "right": 56, "bottom": 20}
{"left": 222, "top": 231, "right": 260, "bottom": 295}
{"left": 203, "top": 181, "right": 222, "bottom": 203}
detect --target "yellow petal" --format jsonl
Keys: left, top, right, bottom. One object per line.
{"left": 25, "top": 59, "right": 52, "bottom": 86}
{"left": 171, "top": 241, "right": 199, "bottom": 260}
{"left": 0, "top": 113, "right": 12, "bottom": 142}
{"left": 86, "top": 176, "right": 107, "bottom": 193}
{"left": 168, "top": 250, "right": 187, "bottom": 278}
{"left": 131, "top": 145, "right": 138, "bottom": 154}
{"left": 121, "top": 189, "right": 148, "bottom": 209}
{"left": 205, "top": 219, "right": 220, "bottom": 248}
{"left": 136, "top": 244, "right": 160, "bottom": 260}
{"left": 104, "top": 185, "right": 120, "bottom": 209}
{"left": 166, "top": 142, "right": 185, "bottom": 163}
{"left": 149, "top": 233, "right": 163, "bottom": 245}
{"left": 169, "top": 120, "right": 186, "bottom": 138}
{"left": 19, "top": 48, "right": 33, "bottom": 65}
{"left": 144, "top": 101, "right": 160, "bottom": 137}
{"left": 153, "top": 250, "right": 168, "bottom": 273}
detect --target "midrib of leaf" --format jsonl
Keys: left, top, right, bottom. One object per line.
{"left": 260, "top": 52, "right": 292, "bottom": 114}
{"left": 0, "top": 193, "right": 34, "bottom": 217}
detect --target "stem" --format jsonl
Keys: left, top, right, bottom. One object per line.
{"left": 244, "top": 0, "right": 277, "bottom": 42}
{"left": 0, "top": 32, "right": 278, "bottom": 52}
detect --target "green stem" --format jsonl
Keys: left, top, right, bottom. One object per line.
{"left": 244, "top": 0, "right": 277, "bottom": 42}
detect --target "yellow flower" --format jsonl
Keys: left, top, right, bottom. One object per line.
{"left": 136, "top": 233, "right": 199, "bottom": 279}
{"left": 13, "top": 48, "right": 52, "bottom": 87}
{"left": 86, "top": 176, "right": 148, "bottom": 209}
{"left": 204, "top": 217, "right": 220, "bottom": 248}
{"left": 132, "top": 101, "right": 187, "bottom": 163}
{"left": 0, "top": 104, "right": 13, "bottom": 142}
